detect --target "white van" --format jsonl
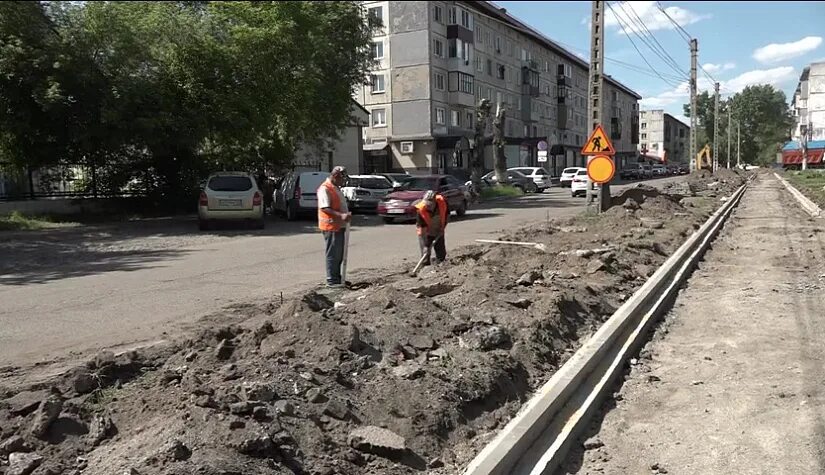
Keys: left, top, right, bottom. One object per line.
{"left": 273, "top": 171, "right": 330, "bottom": 221}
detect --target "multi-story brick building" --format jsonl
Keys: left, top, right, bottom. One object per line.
{"left": 638, "top": 110, "right": 690, "bottom": 165}
{"left": 356, "top": 1, "right": 641, "bottom": 178}
{"left": 792, "top": 62, "right": 825, "bottom": 143}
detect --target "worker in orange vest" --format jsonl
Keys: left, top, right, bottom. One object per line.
{"left": 415, "top": 190, "right": 448, "bottom": 266}
{"left": 317, "top": 166, "right": 352, "bottom": 287}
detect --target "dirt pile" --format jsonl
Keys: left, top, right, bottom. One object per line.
{"left": 0, "top": 184, "right": 725, "bottom": 475}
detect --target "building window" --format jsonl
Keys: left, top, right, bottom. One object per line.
{"left": 372, "top": 108, "right": 386, "bottom": 127}
{"left": 517, "top": 97, "right": 522, "bottom": 111}
{"left": 521, "top": 48, "right": 528, "bottom": 61}
{"left": 557, "top": 63, "right": 571, "bottom": 77}
{"left": 475, "top": 25, "right": 482, "bottom": 42}
{"left": 451, "top": 110, "right": 460, "bottom": 127}
{"left": 460, "top": 73, "right": 473, "bottom": 94}
{"left": 433, "top": 5, "right": 443, "bottom": 24}
{"left": 495, "top": 36, "right": 501, "bottom": 53}
{"left": 496, "top": 91, "right": 502, "bottom": 105}
{"left": 641, "top": 122, "right": 647, "bottom": 129}
{"left": 437, "top": 152, "right": 448, "bottom": 169}
{"left": 448, "top": 6, "right": 457, "bottom": 24}
{"left": 496, "top": 63, "right": 505, "bottom": 80}
{"left": 475, "top": 56, "right": 483, "bottom": 72}
{"left": 466, "top": 111, "right": 474, "bottom": 129}
{"left": 371, "top": 41, "right": 384, "bottom": 59}
{"left": 371, "top": 74, "right": 385, "bottom": 94}
{"left": 524, "top": 125, "right": 529, "bottom": 137}
{"left": 486, "top": 59, "right": 492, "bottom": 76}
{"left": 641, "top": 133, "right": 647, "bottom": 140}
{"left": 433, "top": 39, "right": 444, "bottom": 58}
{"left": 434, "top": 72, "right": 445, "bottom": 91}
{"left": 367, "top": 6, "right": 383, "bottom": 27}
{"left": 461, "top": 9, "right": 471, "bottom": 29}
{"left": 435, "top": 107, "right": 445, "bottom": 125}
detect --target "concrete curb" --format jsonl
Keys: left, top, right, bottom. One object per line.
{"left": 773, "top": 172, "right": 822, "bottom": 218}
{"left": 463, "top": 183, "right": 749, "bottom": 475}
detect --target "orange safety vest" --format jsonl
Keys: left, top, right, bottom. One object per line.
{"left": 415, "top": 195, "right": 448, "bottom": 236}
{"left": 318, "top": 179, "right": 342, "bottom": 232}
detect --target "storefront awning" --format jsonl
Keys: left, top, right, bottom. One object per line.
{"left": 363, "top": 142, "right": 388, "bottom": 152}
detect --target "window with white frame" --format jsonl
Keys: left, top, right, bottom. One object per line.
{"left": 521, "top": 48, "right": 527, "bottom": 61}
{"left": 475, "top": 25, "right": 482, "bottom": 42}
{"left": 475, "top": 56, "right": 483, "bottom": 72}
{"left": 370, "top": 74, "right": 385, "bottom": 94}
{"left": 433, "top": 5, "right": 443, "bottom": 23}
{"left": 466, "top": 111, "right": 473, "bottom": 129}
{"left": 371, "top": 41, "right": 384, "bottom": 59}
{"left": 558, "top": 63, "right": 571, "bottom": 77}
{"left": 448, "top": 6, "right": 457, "bottom": 24}
{"left": 641, "top": 133, "right": 647, "bottom": 140}
{"left": 371, "top": 108, "right": 386, "bottom": 127}
{"left": 451, "top": 110, "right": 460, "bottom": 127}
{"left": 435, "top": 107, "right": 446, "bottom": 125}
{"left": 517, "top": 97, "right": 522, "bottom": 111}
{"left": 367, "top": 6, "right": 383, "bottom": 27}
{"left": 434, "top": 72, "right": 445, "bottom": 91}
{"left": 461, "top": 9, "right": 471, "bottom": 29}
{"left": 433, "top": 38, "right": 444, "bottom": 58}
{"left": 524, "top": 125, "right": 529, "bottom": 136}
{"left": 459, "top": 73, "right": 473, "bottom": 94}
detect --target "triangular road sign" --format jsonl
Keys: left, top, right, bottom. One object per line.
{"left": 581, "top": 124, "right": 615, "bottom": 155}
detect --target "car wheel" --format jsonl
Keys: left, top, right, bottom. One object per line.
{"left": 285, "top": 201, "right": 298, "bottom": 221}
{"left": 382, "top": 217, "right": 394, "bottom": 224}
{"left": 456, "top": 200, "right": 467, "bottom": 217}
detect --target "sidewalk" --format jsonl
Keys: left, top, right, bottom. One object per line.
{"left": 567, "top": 174, "right": 825, "bottom": 474}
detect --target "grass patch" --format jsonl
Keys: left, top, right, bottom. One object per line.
{"left": 479, "top": 184, "right": 524, "bottom": 200}
{"left": 0, "top": 211, "right": 78, "bottom": 232}
{"left": 785, "top": 171, "right": 825, "bottom": 208}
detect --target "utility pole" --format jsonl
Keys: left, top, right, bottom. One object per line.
{"left": 737, "top": 122, "right": 741, "bottom": 168}
{"left": 802, "top": 112, "right": 810, "bottom": 171}
{"left": 727, "top": 111, "right": 732, "bottom": 169}
{"left": 689, "top": 38, "right": 698, "bottom": 173}
{"left": 586, "top": 0, "right": 608, "bottom": 212}
{"left": 713, "top": 82, "right": 719, "bottom": 172}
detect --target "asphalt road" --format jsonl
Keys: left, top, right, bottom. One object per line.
{"left": 0, "top": 176, "right": 683, "bottom": 369}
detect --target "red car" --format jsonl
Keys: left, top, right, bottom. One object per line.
{"left": 377, "top": 175, "right": 469, "bottom": 223}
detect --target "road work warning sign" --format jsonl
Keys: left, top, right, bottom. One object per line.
{"left": 581, "top": 124, "right": 615, "bottom": 156}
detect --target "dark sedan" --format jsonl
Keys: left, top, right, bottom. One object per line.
{"left": 377, "top": 175, "right": 469, "bottom": 223}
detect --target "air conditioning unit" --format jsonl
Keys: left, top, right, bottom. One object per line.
{"left": 400, "top": 141, "right": 414, "bottom": 154}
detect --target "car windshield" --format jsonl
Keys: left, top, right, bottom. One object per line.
{"left": 385, "top": 174, "right": 409, "bottom": 181}
{"left": 348, "top": 177, "right": 392, "bottom": 189}
{"left": 208, "top": 176, "right": 253, "bottom": 192}
{"left": 400, "top": 177, "right": 438, "bottom": 191}
{"left": 576, "top": 170, "right": 588, "bottom": 176}
{"left": 563, "top": 168, "right": 579, "bottom": 174}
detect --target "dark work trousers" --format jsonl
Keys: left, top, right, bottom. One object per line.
{"left": 323, "top": 229, "right": 346, "bottom": 285}
{"left": 418, "top": 233, "right": 446, "bottom": 265}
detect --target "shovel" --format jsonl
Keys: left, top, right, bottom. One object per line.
{"left": 340, "top": 222, "right": 351, "bottom": 286}
{"left": 475, "top": 239, "right": 548, "bottom": 252}
{"left": 411, "top": 234, "right": 443, "bottom": 276}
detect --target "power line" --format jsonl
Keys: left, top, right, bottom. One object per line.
{"left": 605, "top": 1, "right": 683, "bottom": 88}
{"left": 656, "top": 1, "right": 692, "bottom": 44}
{"left": 618, "top": 2, "right": 689, "bottom": 80}
{"left": 551, "top": 38, "right": 688, "bottom": 82}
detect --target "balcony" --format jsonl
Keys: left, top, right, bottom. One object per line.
{"left": 557, "top": 76, "right": 570, "bottom": 87}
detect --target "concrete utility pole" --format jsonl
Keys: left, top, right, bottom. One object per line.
{"left": 713, "top": 82, "right": 719, "bottom": 172}
{"left": 586, "top": 0, "right": 608, "bottom": 212}
{"left": 737, "top": 122, "right": 741, "bottom": 168}
{"left": 689, "top": 38, "right": 698, "bottom": 173}
{"left": 727, "top": 111, "right": 732, "bottom": 169}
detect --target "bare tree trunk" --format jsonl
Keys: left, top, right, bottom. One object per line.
{"left": 471, "top": 99, "right": 491, "bottom": 186}
{"left": 493, "top": 103, "right": 507, "bottom": 184}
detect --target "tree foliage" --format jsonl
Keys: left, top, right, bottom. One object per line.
{"left": 684, "top": 84, "right": 791, "bottom": 167}
{"left": 0, "top": 1, "right": 374, "bottom": 200}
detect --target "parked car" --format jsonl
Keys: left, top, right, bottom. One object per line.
{"left": 198, "top": 172, "right": 264, "bottom": 230}
{"left": 341, "top": 175, "right": 394, "bottom": 212}
{"left": 570, "top": 169, "right": 600, "bottom": 197}
{"left": 652, "top": 164, "right": 667, "bottom": 176}
{"left": 641, "top": 164, "right": 653, "bottom": 179}
{"left": 677, "top": 164, "right": 689, "bottom": 175}
{"left": 377, "top": 175, "right": 468, "bottom": 223}
{"left": 272, "top": 171, "right": 330, "bottom": 221}
{"left": 508, "top": 167, "right": 553, "bottom": 192}
{"left": 560, "top": 167, "right": 586, "bottom": 187}
{"left": 380, "top": 173, "right": 412, "bottom": 188}
{"left": 619, "top": 163, "right": 643, "bottom": 180}
{"left": 481, "top": 170, "right": 538, "bottom": 193}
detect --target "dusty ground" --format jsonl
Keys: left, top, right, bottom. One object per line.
{"left": 564, "top": 173, "right": 825, "bottom": 475}
{"left": 0, "top": 177, "right": 686, "bottom": 370}
{"left": 0, "top": 173, "right": 744, "bottom": 475}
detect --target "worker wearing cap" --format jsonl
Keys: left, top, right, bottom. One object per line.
{"left": 415, "top": 190, "right": 449, "bottom": 266}
{"left": 317, "top": 166, "right": 352, "bottom": 287}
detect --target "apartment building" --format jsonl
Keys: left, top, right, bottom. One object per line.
{"left": 356, "top": 1, "right": 641, "bottom": 178}
{"left": 638, "top": 110, "right": 690, "bottom": 164}
{"left": 791, "top": 62, "right": 825, "bottom": 143}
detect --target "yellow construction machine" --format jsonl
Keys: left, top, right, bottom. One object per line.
{"left": 695, "top": 144, "right": 712, "bottom": 171}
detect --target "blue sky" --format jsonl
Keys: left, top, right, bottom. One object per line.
{"left": 497, "top": 1, "right": 825, "bottom": 123}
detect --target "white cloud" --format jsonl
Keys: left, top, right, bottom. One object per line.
{"left": 605, "top": 1, "right": 710, "bottom": 35}
{"left": 752, "top": 36, "right": 823, "bottom": 64}
{"left": 703, "top": 62, "right": 736, "bottom": 74}
{"left": 641, "top": 67, "right": 796, "bottom": 110}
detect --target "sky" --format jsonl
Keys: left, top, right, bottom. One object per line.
{"left": 497, "top": 1, "right": 825, "bottom": 125}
